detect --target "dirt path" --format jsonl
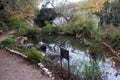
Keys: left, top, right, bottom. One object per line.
{"left": 0, "top": 49, "right": 51, "bottom": 80}
{"left": 0, "top": 31, "right": 14, "bottom": 42}
{"left": 0, "top": 31, "right": 52, "bottom": 80}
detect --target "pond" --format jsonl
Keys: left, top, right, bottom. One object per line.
{"left": 36, "top": 35, "right": 120, "bottom": 80}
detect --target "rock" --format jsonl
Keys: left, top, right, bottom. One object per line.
{"left": 15, "top": 37, "right": 27, "bottom": 47}
{"left": 23, "top": 43, "right": 34, "bottom": 48}
{"left": 42, "top": 68, "right": 48, "bottom": 72}
{"left": 41, "top": 67, "right": 53, "bottom": 77}
{"left": 36, "top": 41, "right": 47, "bottom": 52}
{"left": 38, "top": 63, "right": 44, "bottom": 68}
{"left": 41, "top": 52, "right": 45, "bottom": 57}
{"left": 51, "top": 77, "right": 55, "bottom": 80}
{"left": 40, "top": 44, "right": 47, "bottom": 51}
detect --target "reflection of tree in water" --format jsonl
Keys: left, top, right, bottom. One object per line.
{"left": 41, "top": 35, "right": 87, "bottom": 55}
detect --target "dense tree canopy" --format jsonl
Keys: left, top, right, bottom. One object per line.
{"left": 99, "top": 0, "right": 120, "bottom": 26}
{"left": 34, "top": 8, "right": 57, "bottom": 27}
{"left": 78, "top": 0, "right": 106, "bottom": 13}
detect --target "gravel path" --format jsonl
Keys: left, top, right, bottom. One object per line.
{"left": 0, "top": 31, "right": 51, "bottom": 80}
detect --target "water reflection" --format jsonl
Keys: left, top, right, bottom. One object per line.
{"left": 37, "top": 35, "right": 120, "bottom": 80}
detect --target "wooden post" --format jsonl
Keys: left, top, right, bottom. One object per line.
{"left": 60, "top": 47, "right": 70, "bottom": 79}
{"left": 68, "top": 57, "right": 70, "bottom": 80}
{"left": 60, "top": 56, "right": 63, "bottom": 78}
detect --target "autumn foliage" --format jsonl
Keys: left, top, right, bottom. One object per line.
{"left": 79, "top": 0, "right": 106, "bottom": 12}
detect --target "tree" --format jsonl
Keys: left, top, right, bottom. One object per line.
{"left": 63, "top": 13, "right": 95, "bottom": 37}
{"left": 0, "top": 0, "right": 40, "bottom": 31}
{"left": 101, "top": 0, "right": 120, "bottom": 26}
{"left": 78, "top": 0, "right": 106, "bottom": 27}
{"left": 78, "top": 0, "right": 106, "bottom": 13}
{"left": 40, "top": 0, "right": 76, "bottom": 22}
{"left": 34, "top": 8, "right": 57, "bottom": 27}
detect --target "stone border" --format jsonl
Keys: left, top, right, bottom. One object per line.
{"left": 5, "top": 48, "right": 55, "bottom": 80}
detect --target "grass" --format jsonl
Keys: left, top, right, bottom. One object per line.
{"left": 0, "top": 38, "right": 14, "bottom": 49}
{"left": 17, "top": 48, "right": 43, "bottom": 64}
{"left": 11, "top": 19, "right": 31, "bottom": 36}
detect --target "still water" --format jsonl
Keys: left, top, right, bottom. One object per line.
{"left": 36, "top": 35, "right": 120, "bottom": 80}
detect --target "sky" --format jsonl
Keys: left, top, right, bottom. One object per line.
{"left": 68, "top": 0, "right": 82, "bottom": 3}
{"left": 38, "top": 0, "right": 83, "bottom": 9}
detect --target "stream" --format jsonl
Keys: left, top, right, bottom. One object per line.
{"left": 36, "top": 35, "right": 120, "bottom": 80}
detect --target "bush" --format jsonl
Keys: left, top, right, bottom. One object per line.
{"left": 41, "top": 22, "right": 53, "bottom": 33}
{"left": 26, "top": 50, "right": 43, "bottom": 64}
{"left": 110, "top": 33, "right": 120, "bottom": 50}
{"left": 0, "top": 10, "right": 10, "bottom": 31}
{"left": 0, "top": 38, "right": 14, "bottom": 48}
{"left": 11, "top": 19, "right": 30, "bottom": 36}
{"left": 17, "top": 48, "right": 43, "bottom": 64}
{"left": 62, "top": 21, "right": 75, "bottom": 35}
{"left": 26, "top": 28, "right": 41, "bottom": 42}
{"left": 51, "top": 27, "right": 62, "bottom": 33}
{"left": 62, "top": 14, "right": 95, "bottom": 37}
{"left": 0, "top": 21, "right": 9, "bottom": 32}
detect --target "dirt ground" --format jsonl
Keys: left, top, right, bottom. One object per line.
{"left": 0, "top": 31, "right": 14, "bottom": 42}
{"left": 0, "top": 31, "right": 51, "bottom": 80}
{"left": 0, "top": 49, "right": 51, "bottom": 80}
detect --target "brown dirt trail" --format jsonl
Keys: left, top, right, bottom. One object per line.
{"left": 0, "top": 31, "right": 51, "bottom": 80}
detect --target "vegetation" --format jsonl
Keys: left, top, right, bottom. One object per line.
{"left": 0, "top": 38, "right": 14, "bottom": 48}
{"left": 17, "top": 48, "right": 43, "bottom": 64}
{"left": 97, "top": 0, "right": 120, "bottom": 26}
{"left": 41, "top": 22, "right": 53, "bottom": 33}
{"left": 26, "top": 28, "right": 41, "bottom": 42}
{"left": 70, "top": 60, "right": 102, "bottom": 80}
{"left": 62, "top": 14, "right": 96, "bottom": 38}
{"left": 11, "top": 19, "right": 30, "bottom": 36}
{"left": 110, "top": 33, "right": 120, "bottom": 50}
{"left": 35, "top": 8, "right": 57, "bottom": 27}
{"left": 0, "top": 0, "right": 40, "bottom": 32}
{"left": 0, "top": 0, "right": 120, "bottom": 80}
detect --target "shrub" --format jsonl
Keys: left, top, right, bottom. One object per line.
{"left": 62, "top": 21, "right": 75, "bottom": 35}
{"left": 62, "top": 14, "right": 95, "bottom": 37}
{"left": 41, "top": 22, "right": 53, "bottom": 33}
{"left": 0, "top": 10, "right": 10, "bottom": 31}
{"left": 17, "top": 48, "right": 43, "bottom": 64}
{"left": 110, "top": 33, "right": 120, "bottom": 50}
{"left": 0, "top": 38, "right": 14, "bottom": 48}
{"left": 51, "top": 27, "right": 62, "bottom": 33}
{"left": 11, "top": 19, "right": 30, "bottom": 36}
{"left": 0, "top": 21, "right": 9, "bottom": 32}
{"left": 26, "top": 50, "right": 43, "bottom": 64}
{"left": 26, "top": 28, "right": 41, "bottom": 42}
